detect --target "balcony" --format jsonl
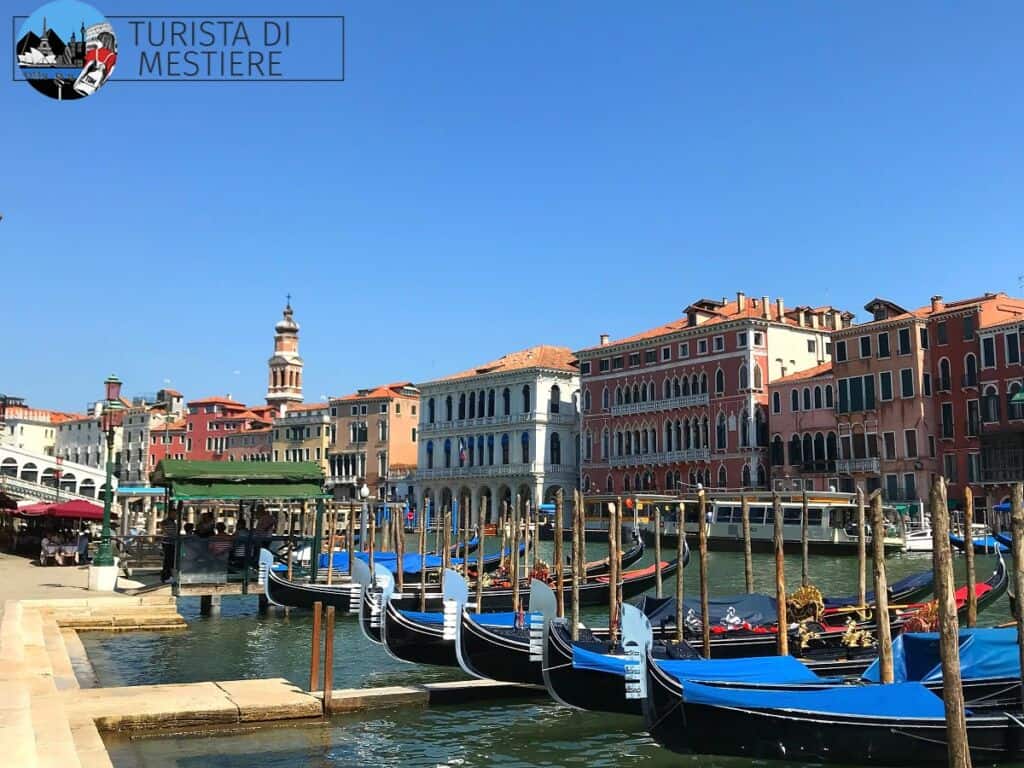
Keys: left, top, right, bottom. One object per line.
{"left": 418, "top": 412, "right": 577, "bottom": 434}
{"left": 610, "top": 393, "right": 709, "bottom": 417}
{"left": 835, "top": 457, "right": 880, "bottom": 474}
{"left": 609, "top": 448, "right": 710, "bottom": 468}
{"left": 415, "top": 463, "right": 536, "bottom": 480}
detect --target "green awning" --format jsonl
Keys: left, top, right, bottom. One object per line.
{"left": 171, "top": 481, "right": 326, "bottom": 501}
{"left": 1012, "top": 390, "right": 1024, "bottom": 405}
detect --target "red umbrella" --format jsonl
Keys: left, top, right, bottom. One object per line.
{"left": 15, "top": 502, "right": 51, "bottom": 517}
{"left": 46, "top": 499, "right": 105, "bottom": 521}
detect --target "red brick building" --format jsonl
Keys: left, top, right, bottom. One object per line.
{"left": 576, "top": 293, "right": 852, "bottom": 495}
{"left": 184, "top": 396, "right": 263, "bottom": 461}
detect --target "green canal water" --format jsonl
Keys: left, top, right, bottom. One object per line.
{"left": 89, "top": 542, "right": 1008, "bottom": 768}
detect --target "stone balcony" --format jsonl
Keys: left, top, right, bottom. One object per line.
{"left": 418, "top": 412, "right": 577, "bottom": 435}
{"left": 415, "top": 462, "right": 577, "bottom": 481}
{"left": 609, "top": 448, "right": 710, "bottom": 468}
{"left": 835, "top": 457, "right": 881, "bottom": 474}
{"left": 609, "top": 392, "right": 709, "bottom": 417}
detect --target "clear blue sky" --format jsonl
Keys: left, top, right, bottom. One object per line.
{"left": 4, "top": 1, "right": 1023, "bottom": 412}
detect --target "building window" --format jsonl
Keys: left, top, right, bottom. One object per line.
{"left": 550, "top": 432, "right": 561, "bottom": 464}
{"left": 937, "top": 322, "right": 948, "bottom": 345}
{"left": 834, "top": 340, "right": 847, "bottom": 362}
{"left": 885, "top": 474, "right": 899, "bottom": 500}
{"left": 903, "top": 429, "right": 918, "bottom": 458}
{"left": 813, "top": 386, "right": 823, "bottom": 409}
{"left": 1009, "top": 382, "right": 1024, "bottom": 420}
{"left": 879, "top": 371, "right": 893, "bottom": 401}
{"left": 599, "top": 359, "right": 610, "bottom": 373}
{"left": 967, "top": 454, "right": 980, "bottom": 483}
{"left": 883, "top": 432, "right": 897, "bottom": 460}
{"left": 920, "top": 327, "right": 929, "bottom": 349}
{"left": 938, "top": 359, "right": 951, "bottom": 391}
{"left": 522, "top": 385, "right": 531, "bottom": 413}
{"left": 943, "top": 454, "right": 957, "bottom": 483}
{"left": 737, "top": 332, "right": 747, "bottom": 348}
{"left": 629, "top": 352, "right": 641, "bottom": 367}
{"left": 967, "top": 399, "right": 979, "bottom": 436}
{"left": 502, "top": 388, "right": 511, "bottom": 416}
{"left": 679, "top": 342, "right": 689, "bottom": 358}
{"left": 896, "top": 328, "right": 911, "bottom": 355}
{"left": 928, "top": 435, "right": 936, "bottom": 458}
{"left": 903, "top": 473, "right": 917, "bottom": 500}
{"left": 520, "top": 432, "right": 530, "bottom": 463}
{"left": 802, "top": 388, "right": 811, "bottom": 410}
{"left": 753, "top": 332, "right": 763, "bottom": 346}
{"left": 900, "top": 368, "right": 915, "bottom": 398}
{"left": 963, "top": 316, "right": 975, "bottom": 341}
{"left": 923, "top": 373, "right": 932, "bottom": 396}
{"left": 713, "top": 335, "right": 724, "bottom": 352}
{"left": 825, "top": 384, "right": 834, "bottom": 408}
{"left": 877, "top": 332, "right": 890, "bottom": 358}
{"left": 661, "top": 347, "right": 671, "bottom": 361}
{"left": 859, "top": 336, "right": 871, "bottom": 358}
{"left": 549, "top": 385, "right": 561, "bottom": 414}
{"left": 612, "top": 357, "right": 624, "bottom": 370}
{"left": 697, "top": 339, "right": 708, "bottom": 355}
{"left": 982, "top": 385, "right": 1001, "bottom": 423}
{"left": 772, "top": 391, "right": 781, "bottom": 414}
{"left": 790, "top": 389, "right": 799, "bottom": 412}
{"left": 581, "top": 361, "right": 592, "bottom": 375}
{"left": 982, "top": 336, "right": 996, "bottom": 368}
{"left": 715, "top": 369, "right": 725, "bottom": 394}
{"left": 941, "top": 402, "right": 954, "bottom": 438}
{"left": 1007, "top": 333, "right": 1021, "bottom": 365}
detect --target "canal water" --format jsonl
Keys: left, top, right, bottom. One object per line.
{"left": 91, "top": 541, "right": 1008, "bottom": 767}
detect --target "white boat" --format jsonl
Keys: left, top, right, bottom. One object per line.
{"left": 903, "top": 527, "right": 933, "bottom": 552}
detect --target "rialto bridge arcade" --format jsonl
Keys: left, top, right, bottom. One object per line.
{"left": 0, "top": 444, "right": 113, "bottom": 501}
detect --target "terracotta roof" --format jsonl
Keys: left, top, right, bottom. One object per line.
{"left": 771, "top": 362, "right": 833, "bottom": 385}
{"left": 837, "top": 293, "right": 1024, "bottom": 333}
{"left": 159, "top": 419, "right": 187, "bottom": 431}
{"left": 187, "top": 396, "right": 245, "bottom": 407}
{"left": 331, "top": 382, "right": 418, "bottom": 402}
{"left": 284, "top": 402, "right": 329, "bottom": 413}
{"left": 49, "top": 412, "right": 85, "bottom": 424}
{"left": 430, "top": 345, "right": 577, "bottom": 383}
{"left": 161, "top": 389, "right": 182, "bottom": 397}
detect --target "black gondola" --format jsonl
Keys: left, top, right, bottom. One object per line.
{"left": 538, "top": 522, "right": 631, "bottom": 542}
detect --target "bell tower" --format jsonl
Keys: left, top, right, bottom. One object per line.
{"left": 266, "top": 298, "right": 304, "bottom": 412}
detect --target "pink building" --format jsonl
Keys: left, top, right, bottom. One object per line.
{"left": 767, "top": 362, "right": 838, "bottom": 492}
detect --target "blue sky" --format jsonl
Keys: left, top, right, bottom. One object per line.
{"left": 3, "top": 1, "right": 1023, "bottom": 412}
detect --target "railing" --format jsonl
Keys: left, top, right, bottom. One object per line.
{"left": 415, "top": 463, "right": 538, "bottom": 480}
{"left": 610, "top": 392, "right": 709, "bottom": 417}
{"left": 418, "top": 411, "right": 577, "bottom": 435}
{"left": 835, "top": 457, "right": 881, "bottom": 474}
{"left": 609, "top": 448, "right": 710, "bottom": 467}
{"left": 0, "top": 474, "right": 101, "bottom": 503}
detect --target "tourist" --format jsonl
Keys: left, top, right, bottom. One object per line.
{"left": 76, "top": 523, "right": 91, "bottom": 564}
{"left": 159, "top": 516, "right": 176, "bottom": 583}
{"left": 229, "top": 519, "right": 250, "bottom": 568}
{"left": 196, "top": 512, "right": 215, "bottom": 538}
{"left": 208, "top": 522, "right": 232, "bottom": 557}
{"left": 184, "top": 522, "right": 195, "bottom": 536}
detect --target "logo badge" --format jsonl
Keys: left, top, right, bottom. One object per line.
{"left": 16, "top": 0, "right": 117, "bottom": 101}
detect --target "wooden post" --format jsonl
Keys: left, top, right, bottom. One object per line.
{"left": 773, "top": 492, "right": 788, "bottom": 656}
{"left": 698, "top": 489, "right": 710, "bottom": 659}
{"left": 1010, "top": 483, "right": 1024, "bottom": 715}
{"left": 395, "top": 504, "right": 405, "bottom": 594}
{"left": 524, "top": 499, "right": 532, "bottom": 573}
{"left": 616, "top": 500, "right": 624, "bottom": 625}
{"left": 741, "top": 493, "right": 753, "bottom": 594}
{"left": 931, "top": 477, "right": 971, "bottom": 768}
{"left": 608, "top": 500, "right": 619, "bottom": 645}
{"left": 462, "top": 493, "right": 470, "bottom": 568}
{"left": 579, "top": 495, "right": 587, "bottom": 571}
{"left": 325, "top": 506, "right": 336, "bottom": 585}
{"left": 511, "top": 495, "right": 522, "bottom": 613}
{"left": 434, "top": 500, "right": 442, "bottom": 555}
{"left": 801, "top": 489, "right": 810, "bottom": 587}
{"left": 856, "top": 487, "right": 867, "bottom": 609}
{"left": 347, "top": 503, "right": 355, "bottom": 577}
{"left": 571, "top": 489, "right": 582, "bottom": 640}
{"left": 475, "top": 497, "right": 487, "bottom": 612}
{"left": 442, "top": 505, "right": 451, "bottom": 570}
{"left": 871, "top": 490, "right": 894, "bottom": 684}
{"left": 286, "top": 506, "right": 295, "bottom": 583}
{"left": 964, "top": 486, "right": 977, "bottom": 628}
{"left": 499, "top": 503, "right": 508, "bottom": 570}
{"left": 654, "top": 503, "right": 663, "bottom": 598}
{"left": 322, "top": 605, "right": 335, "bottom": 715}
{"left": 675, "top": 501, "right": 685, "bottom": 642}
{"left": 309, "top": 601, "right": 322, "bottom": 691}
{"left": 554, "top": 489, "right": 565, "bottom": 617}
{"left": 419, "top": 498, "right": 427, "bottom": 611}
{"left": 368, "top": 504, "right": 377, "bottom": 573}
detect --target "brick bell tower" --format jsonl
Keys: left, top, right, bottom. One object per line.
{"left": 266, "top": 298, "right": 304, "bottom": 413}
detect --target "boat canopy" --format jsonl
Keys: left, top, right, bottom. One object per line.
{"left": 317, "top": 537, "right": 510, "bottom": 575}
{"left": 862, "top": 628, "right": 1019, "bottom": 683}
{"left": 151, "top": 459, "right": 326, "bottom": 500}
{"left": 680, "top": 679, "right": 949, "bottom": 718}
{"left": 825, "top": 569, "right": 934, "bottom": 608}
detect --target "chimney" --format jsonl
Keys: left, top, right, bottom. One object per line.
{"left": 930, "top": 295, "right": 944, "bottom": 313}
{"left": 599, "top": 333, "right": 610, "bottom": 347}
{"left": 775, "top": 297, "right": 784, "bottom": 319}
{"left": 736, "top": 291, "right": 746, "bottom": 311}
{"left": 761, "top": 296, "right": 770, "bottom": 319}
{"left": 810, "top": 313, "right": 819, "bottom": 329}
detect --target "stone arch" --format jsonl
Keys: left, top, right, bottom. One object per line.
{"left": 59, "top": 472, "right": 76, "bottom": 494}
{"left": 79, "top": 479, "right": 96, "bottom": 498}
{"left": 41, "top": 467, "right": 57, "bottom": 488}
{"left": 20, "top": 462, "right": 38, "bottom": 483}
{"left": 1, "top": 457, "right": 17, "bottom": 476}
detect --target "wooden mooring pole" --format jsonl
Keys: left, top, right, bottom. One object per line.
{"left": 741, "top": 493, "right": 753, "bottom": 594}
{"left": 608, "top": 500, "right": 619, "bottom": 645}
{"left": 773, "top": 492, "right": 788, "bottom": 656}
{"left": 442, "top": 505, "right": 452, "bottom": 571}
{"left": 931, "top": 477, "right": 971, "bottom": 768}
{"left": 368, "top": 506, "right": 377, "bottom": 573}
{"left": 322, "top": 605, "right": 335, "bottom": 715}
{"left": 964, "top": 486, "right": 977, "bottom": 628}
{"left": 571, "top": 489, "right": 581, "bottom": 640}
{"left": 395, "top": 505, "right": 405, "bottom": 594}
{"left": 511, "top": 495, "right": 521, "bottom": 614}
{"left": 1010, "top": 483, "right": 1024, "bottom": 715}
{"left": 654, "top": 503, "right": 663, "bottom": 598}
{"left": 419, "top": 498, "right": 427, "bottom": 611}
{"left": 325, "top": 505, "right": 336, "bottom": 586}
{"left": 675, "top": 500, "right": 685, "bottom": 642}
{"left": 856, "top": 488, "right": 867, "bottom": 609}
{"left": 698, "top": 488, "right": 710, "bottom": 659}
{"left": 476, "top": 497, "right": 487, "bottom": 612}
{"left": 309, "top": 601, "right": 322, "bottom": 692}
{"left": 499, "top": 503, "right": 508, "bottom": 570}
{"left": 800, "top": 489, "right": 810, "bottom": 587}
{"left": 870, "top": 489, "right": 893, "bottom": 683}
{"left": 347, "top": 503, "right": 355, "bottom": 578}
{"left": 554, "top": 489, "right": 565, "bottom": 617}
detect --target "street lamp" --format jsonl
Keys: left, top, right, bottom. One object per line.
{"left": 358, "top": 481, "right": 370, "bottom": 546}
{"left": 93, "top": 375, "right": 125, "bottom": 569}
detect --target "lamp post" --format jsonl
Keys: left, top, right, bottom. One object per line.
{"left": 358, "top": 481, "right": 370, "bottom": 546}
{"left": 93, "top": 375, "right": 125, "bottom": 568}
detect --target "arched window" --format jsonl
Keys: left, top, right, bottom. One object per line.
{"left": 983, "top": 385, "right": 1001, "bottom": 423}
{"left": 701, "top": 416, "right": 710, "bottom": 448}
{"left": 1009, "top": 382, "right": 1024, "bottom": 421}
{"left": 583, "top": 389, "right": 592, "bottom": 412}
{"left": 718, "top": 465, "right": 728, "bottom": 488}
{"left": 601, "top": 387, "right": 609, "bottom": 410}
{"left": 458, "top": 393, "right": 466, "bottom": 420}
{"left": 739, "top": 365, "right": 749, "bottom": 390}
{"left": 753, "top": 365, "right": 763, "bottom": 389}
{"left": 625, "top": 431, "right": 633, "bottom": 455}
{"left": 641, "top": 429, "right": 649, "bottom": 454}
{"left": 825, "top": 385, "right": 834, "bottom": 408}
{"left": 802, "top": 388, "right": 812, "bottom": 411}
{"left": 521, "top": 431, "right": 531, "bottom": 462}
{"left": 649, "top": 427, "right": 657, "bottom": 453}
{"left": 426, "top": 441, "right": 434, "bottom": 469}
{"left": 664, "top": 379, "right": 672, "bottom": 399}
{"left": 716, "top": 412, "right": 727, "bottom": 450}
{"left": 632, "top": 384, "right": 641, "bottom": 403}
{"left": 755, "top": 408, "right": 768, "bottom": 446}
{"left": 606, "top": 475, "right": 614, "bottom": 492}
{"left": 443, "top": 439, "right": 452, "bottom": 468}
{"left": 791, "top": 389, "right": 800, "bottom": 412}
{"left": 789, "top": 434, "right": 802, "bottom": 465}
{"left": 939, "top": 358, "right": 951, "bottom": 391}
{"left": 488, "top": 389, "right": 495, "bottom": 417}
{"left": 501, "top": 433, "right": 510, "bottom": 464}
{"left": 616, "top": 431, "right": 624, "bottom": 456}
{"left": 740, "top": 409, "right": 750, "bottom": 447}
{"left": 648, "top": 382, "right": 656, "bottom": 401}
{"left": 700, "top": 373, "right": 708, "bottom": 394}
{"left": 802, "top": 433, "right": 813, "bottom": 465}
{"left": 640, "top": 384, "right": 648, "bottom": 402}
{"left": 813, "top": 386, "right": 823, "bottom": 409}
{"left": 664, "top": 420, "right": 674, "bottom": 452}
{"left": 624, "top": 387, "right": 632, "bottom": 404}
{"left": 965, "top": 354, "right": 978, "bottom": 387}
{"left": 602, "top": 429, "right": 610, "bottom": 458}
{"left": 584, "top": 431, "right": 592, "bottom": 461}
{"left": 503, "top": 388, "right": 511, "bottom": 416}
{"left": 814, "top": 433, "right": 826, "bottom": 465}
{"left": 675, "top": 420, "right": 683, "bottom": 450}
{"left": 428, "top": 398, "right": 436, "bottom": 424}
{"left": 665, "top": 470, "right": 674, "bottom": 489}
{"left": 468, "top": 392, "right": 476, "bottom": 419}
{"left": 477, "top": 435, "right": 485, "bottom": 465}
{"left": 616, "top": 387, "right": 624, "bottom": 405}
{"left": 445, "top": 396, "right": 453, "bottom": 421}
{"left": 710, "top": 368, "right": 723, "bottom": 395}
{"left": 756, "top": 464, "right": 766, "bottom": 487}
{"left": 550, "top": 432, "right": 561, "bottom": 464}
{"left": 741, "top": 464, "right": 752, "bottom": 488}
{"left": 771, "top": 435, "right": 784, "bottom": 466}
{"left": 488, "top": 434, "right": 495, "bottom": 465}
{"left": 677, "top": 377, "right": 685, "bottom": 397}
{"left": 550, "top": 385, "right": 561, "bottom": 413}
{"left": 772, "top": 391, "right": 781, "bottom": 414}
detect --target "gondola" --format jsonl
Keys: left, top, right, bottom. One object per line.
{"left": 950, "top": 532, "right": 1009, "bottom": 554}
{"left": 317, "top": 536, "right": 480, "bottom": 573}
{"left": 538, "top": 521, "right": 631, "bottom": 543}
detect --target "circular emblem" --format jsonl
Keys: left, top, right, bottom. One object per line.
{"left": 16, "top": 0, "right": 116, "bottom": 101}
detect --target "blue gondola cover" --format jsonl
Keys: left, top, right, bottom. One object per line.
{"left": 398, "top": 609, "right": 537, "bottom": 627}
{"left": 862, "top": 628, "right": 1019, "bottom": 683}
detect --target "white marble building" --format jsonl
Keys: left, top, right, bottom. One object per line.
{"left": 415, "top": 345, "right": 580, "bottom": 525}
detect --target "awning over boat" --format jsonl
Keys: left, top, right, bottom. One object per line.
{"left": 658, "top": 655, "right": 828, "bottom": 685}
{"left": 862, "top": 627, "right": 1019, "bottom": 683}
{"left": 151, "top": 460, "right": 326, "bottom": 500}
{"left": 680, "top": 679, "right": 949, "bottom": 718}
{"left": 170, "top": 481, "right": 325, "bottom": 500}
{"left": 318, "top": 537, "right": 504, "bottom": 575}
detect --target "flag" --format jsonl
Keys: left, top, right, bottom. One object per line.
{"left": 458, "top": 438, "right": 467, "bottom": 464}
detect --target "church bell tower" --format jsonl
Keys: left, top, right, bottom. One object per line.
{"left": 266, "top": 299, "right": 304, "bottom": 412}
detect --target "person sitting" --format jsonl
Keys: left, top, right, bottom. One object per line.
{"left": 208, "top": 522, "right": 232, "bottom": 558}
{"left": 229, "top": 519, "right": 249, "bottom": 568}
{"left": 196, "top": 512, "right": 216, "bottom": 538}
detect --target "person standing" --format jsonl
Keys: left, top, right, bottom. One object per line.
{"left": 159, "top": 515, "right": 177, "bottom": 583}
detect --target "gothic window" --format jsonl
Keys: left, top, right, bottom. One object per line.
{"left": 550, "top": 385, "right": 561, "bottom": 413}
{"left": 602, "top": 429, "right": 610, "bottom": 458}
{"left": 791, "top": 389, "right": 799, "bottom": 412}
{"left": 677, "top": 377, "right": 685, "bottom": 397}
{"left": 445, "top": 396, "right": 453, "bottom": 421}
{"left": 426, "top": 441, "right": 434, "bottom": 469}
{"left": 521, "top": 431, "right": 531, "bottom": 462}
{"left": 825, "top": 385, "right": 834, "bottom": 408}
{"left": 965, "top": 354, "right": 978, "bottom": 387}
{"left": 742, "top": 464, "right": 752, "bottom": 488}
{"left": 717, "top": 465, "right": 727, "bottom": 488}
{"left": 488, "top": 389, "right": 495, "bottom": 417}
{"left": 715, "top": 369, "right": 725, "bottom": 394}
{"left": 814, "top": 386, "right": 823, "bottom": 409}
{"left": 756, "top": 464, "right": 766, "bottom": 487}
{"left": 428, "top": 398, "right": 436, "bottom": 424}
{"left": 803, "top": 388, "right": 812, "bottom": 411}
{"left": 789, "top": 434, "right": 802, "bottom": 465}
{"left": 583, "top": 390, "right": 592, "bottom": 412}
{"left": 740, "top": 409, "right": 750, "bottom": 447}
{"left": 602, "top": 387, "right": 609, "bottom": 410}
{"left": 739, "top": 365, "right": 749, "bottom": 389}
{"left": 522, "top": 385, "right": 531, "bottom": 413}
{"left": 664, "top": 379, "right": 672, "bottom": 399}
{"left": 550, "top": 433, "right": 562, "bottom": 464}
{"left": 716, "top": 413, "right": 727, "bottom": 450}
{"left": 771, "top": 435, "right": 784, "bottom": 466}
{"left": 753, "top": 365, "right": 763, "bottom": 389}
{"left": 503, "top": 388, "right": 511, "bottom": 416}
{"left": 458, "top": 393, "right": 466, "bottom": 420}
